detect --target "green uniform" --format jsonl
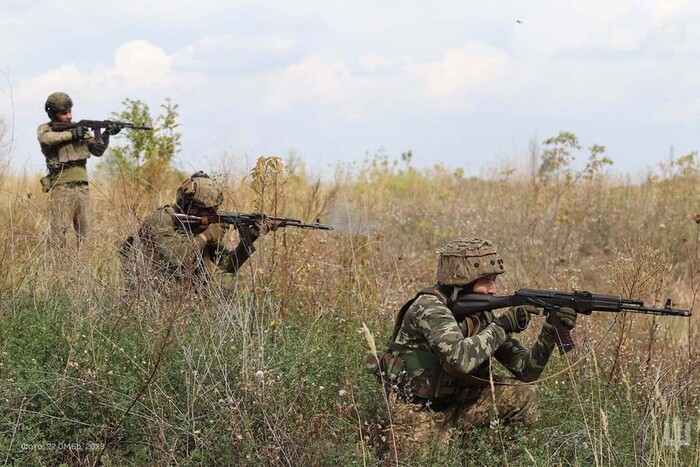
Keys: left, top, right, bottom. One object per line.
{"left": 37, "top": 123, "right": 106, "bottom": 245}
{"left": 122, "top": 205, "right": 255, "bottom": 292}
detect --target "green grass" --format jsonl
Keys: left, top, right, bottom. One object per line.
{"left": 0, "top": 147, "right": 698, "bottom": 465}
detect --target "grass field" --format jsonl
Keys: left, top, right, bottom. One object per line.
{"left": 0, "top": 148, "right": 698, "bottom": 465}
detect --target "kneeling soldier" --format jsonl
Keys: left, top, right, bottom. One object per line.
{"left": 121, "top": 171, "right": 276, "bottom": 293}
{"left": 371, "top": 237, "right": 576, "bottom": 445}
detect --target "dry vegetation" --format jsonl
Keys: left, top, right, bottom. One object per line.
{"left": 0, "top": 141, "right": 698, "bottom": 465}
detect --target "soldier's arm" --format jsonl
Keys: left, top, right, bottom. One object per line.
{"left": 86, "top": 134, "right": 108, "bottom": 157}
{"left": 207, "top": 240, "right": 254, "bottom": 275}
{"left": 494, "top": 329, "right": 557, "bottom": 382}
{"left": 412, "top": 295, "right": 508, "bottom": 375}
{"left": 37, "top": 124, "right": 73, "bottom": 146}
{"left": 208, "top": 223, "right": 264, "bottom": 274}
{"left": 141, "top": 210, "right": 203, "bottom": 271}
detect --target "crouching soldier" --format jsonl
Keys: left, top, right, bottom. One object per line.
{"left": 369, "top": 237, "right": 576, "bottom": 447}
{"left": 121, "top": 171, "right": 277, "bottom": 295}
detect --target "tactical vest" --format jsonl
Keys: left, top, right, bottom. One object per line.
{"left": 367, "top": 286, "right": 471, "bottom": 404}
{"left": 38, "top": 124, "right": 91, "bottom": 167}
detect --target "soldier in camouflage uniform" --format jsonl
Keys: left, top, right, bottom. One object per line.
{"left": 37, "top": 92, "right": 119, "bottom": 247}
{"left": 372, "top": 237, "right": 577, "bottom": 445}
{"left": 121, "top": 171, "right": 277, "bottom": 292}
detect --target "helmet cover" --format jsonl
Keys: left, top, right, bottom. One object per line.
{"left": 176, "top": 171, "right": 224, "bottom": 209}
{"left": 436, "top": 237, "right": 505, "bottom": 286}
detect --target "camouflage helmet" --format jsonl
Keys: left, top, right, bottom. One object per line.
{"left": 44, "top": 92, "right": 73, "bottom": 117}
{"left": 436, "top": 237, "right": 505, "bottom": 286}
{"left": 176, "top": 171, "right": 224, "bottom": 209}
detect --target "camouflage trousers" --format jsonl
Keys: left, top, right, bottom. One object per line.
{"left": 387, "top": 378, "right": 539, "bottom": 447}
{"left": 49, "top": 183, "right": 92, "bottom": 247}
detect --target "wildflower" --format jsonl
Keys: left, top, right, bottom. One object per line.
{"left": 338, "top": 389, "right": 348, "bottom": 397}
{"left": 255, "top": 370, "right": 265, "bottom": 381}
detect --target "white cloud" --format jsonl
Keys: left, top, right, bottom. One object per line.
{"left": 13, "top": 65, "right": 87, "bottom": 99}
{"left": 359, "top": 53, "right": 397, "bottom": 72}
{"left": 206, "top": 34, "right": 296, "bottom": 55}
{"left": 3, "top": 0, "right": 700, "bottom": 174}
{"left": 640, "top": 0, "right": 691, "bottom": 26}
{"left": 420, "top": 43, "right": 511, "bottom": 107}
{"left": 173, "top": 34, "right": 298, "bottom": 72}
{"left": 605, "top": 25, "right": 646, "bottom": 52}
{"left": 114, "top": 40, "right": 172, "bottom": 86}
{"left": 2, "top": 40, "right": 207, "bottom": 111}
{"left": 262, "top": 58, "right": 349, "bottom": 113}
{"left": 256, "top": 44, "right": 516, "bottom": 117}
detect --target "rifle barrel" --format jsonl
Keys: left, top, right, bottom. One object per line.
{"left": 619, "top": 304, "right": 691, "bottom": 317}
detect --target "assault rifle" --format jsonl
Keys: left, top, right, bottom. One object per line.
{"left": 172, "top": 211, "right": 334, "bottom": 231}
{"left": 50, "top": 119, "right": 153, "bottom": 145}
{"left": 452, "top": 288, "right": 691, "bottom": 354}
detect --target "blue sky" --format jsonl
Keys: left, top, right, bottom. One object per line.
{"left": 2, "top": 0, "right": 700, "bottom": 178}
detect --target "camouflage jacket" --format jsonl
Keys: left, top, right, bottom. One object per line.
{"left": 391, "top": 288, "right": 557, "bottom": 402}
{"left": 123, "top": 206, "right": 254, "bottom": 288}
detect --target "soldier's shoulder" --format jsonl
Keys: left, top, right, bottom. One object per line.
{"left": 409, "top": 293, "right": 449, "bottom": 316}
{"left": 414, "top": 292, "right": 446, "bottom": 307}
{"left": 144, "top": 205, "right": 176, "bottom": 227}
{"left": 37, "top": 122, "right": 51, "bottom": 133}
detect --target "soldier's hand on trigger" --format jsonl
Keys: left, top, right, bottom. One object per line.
{"left": 106, "top": 123, "right": 122, "bottom": 135}
{"left": 496, "top": 305, "right": 540, "bottom": 333}
{"left": 72, "top": 125, "right": 88, "bottom": 140}
{"left": 546, "top": 307, "right": 577, "bottom": 330}
{"left": 199, "top": 223, "right": 227, "bottom": 244}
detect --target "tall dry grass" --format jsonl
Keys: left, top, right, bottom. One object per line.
{"left": 0, "top": 150, "right": 698, "bottom": 465}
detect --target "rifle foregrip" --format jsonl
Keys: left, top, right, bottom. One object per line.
{"left": 552, "top": 322, "right": 575, "bottom": 354}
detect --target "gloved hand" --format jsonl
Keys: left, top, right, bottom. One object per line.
{"left": 72, "top": 125, "right": 88, "bottom": 140}
{"left": 106, "top": 123, "right": 122, "bottom": 135}
{"left": 546, "top": 307, "right": 577, "bottom": 330}
{"left": 199, "top": 223, "right": 227, "bottom": 244}
{"left": 249, "top": 217, "right": 281, "bottom": 237}
{"left": 497, "top": 305, "right": 540, "bottom": 333}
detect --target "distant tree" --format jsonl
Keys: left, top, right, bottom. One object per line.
{"left": 100, "top": 98, "right": 182, "bottom": 190}
{"left": 540, "top": 131, "right": 612, "bottom": 182}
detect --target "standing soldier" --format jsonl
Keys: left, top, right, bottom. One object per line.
{"left": 370, "top": 237, "right": 577, "bottom": 447}
{"left": 37, "top": 92, "right": 119, "bottom": 247}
